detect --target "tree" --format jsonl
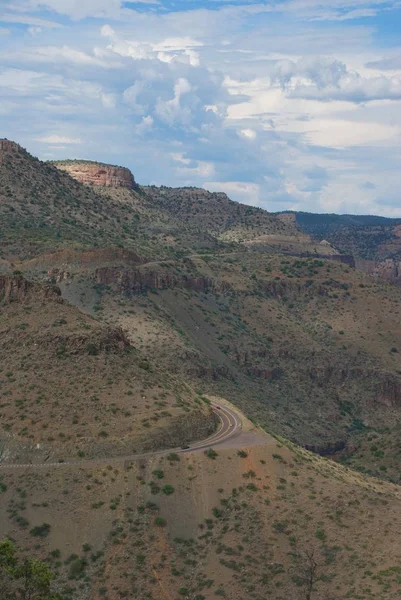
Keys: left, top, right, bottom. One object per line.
{"left": 0, "top": 539, "right": 17, "bottom": 598}
{"left": 291, "top": 546, "right": 320, "bottom": 600}
{"left": 0, "top": 539, "right": 61, "bottom": 600}
{"left": 15, "top": 558, "right": 54, "bottom": 600}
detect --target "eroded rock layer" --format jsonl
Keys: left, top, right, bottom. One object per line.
{"left": 53, "top": 160, "right": 136, "bottom": 189}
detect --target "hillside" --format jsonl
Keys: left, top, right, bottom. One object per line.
{"left": 0, "top": 140, "right": 305, "bottom": 262}
{"left": 0, "top": 274, "right": 215, "bottom": 463}
{"left": 27, "top": 248, "right": 401, "bottom": 481}
{"left": 3, "top": 138, "right": 401, "bottom": 599}
{"left": 143, "top": 185, "right": 299, "bottom": 243}
{"left": 3, "top": 410, "right": 401, "bottom": 600}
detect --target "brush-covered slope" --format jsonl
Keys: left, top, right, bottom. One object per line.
{"left": 0, "top": 141, "right": 226, "bottom": 260}
{"left": 0, "top": 141, "right": 144, "bottom": 256}
{"left": 143, "top": 185, "right": 299, "bottom": 243}
{"left": 2, "top": 424, "right": 401, "bottom": 600}
{"left": 1, "top": 140, "right": 309, "bottom": 261}
{"left": 0, "top": 275, "right": 215, "bottom": 463}
{"left": 45, "top": 250, "right": 401, "bottom": 481}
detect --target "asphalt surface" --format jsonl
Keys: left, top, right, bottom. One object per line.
{"left": 0, "top": 403, "right": 242, "bottom": 470}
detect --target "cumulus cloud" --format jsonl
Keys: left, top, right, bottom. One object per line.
{"left": 134, "top": 115, "right": 154, "bottom": 135}
{"left": 101, "top": 26, "right": 203, "bottom": 67}
{"left": 155, "top": 78, "right": 193, "bottom": 125}
{"left": 240, "top": 128, "right": 257, "bottom": 139}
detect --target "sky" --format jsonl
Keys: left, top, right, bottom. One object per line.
{"left": 0, "top": 0, "right": 400, "bottom": 215}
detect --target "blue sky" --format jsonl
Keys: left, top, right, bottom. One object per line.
{"left": 0, "top": 0, "right": 400, "bottom": 215}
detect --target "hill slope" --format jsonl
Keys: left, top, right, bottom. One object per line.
{"left": 0, "top": 274, "right": 215, "bottom": 463}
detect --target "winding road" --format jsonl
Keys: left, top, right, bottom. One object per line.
{"left": 0, "top": 403, "right": 243, "bottom": 470}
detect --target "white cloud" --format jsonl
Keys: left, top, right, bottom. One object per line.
{"left": 155, "top": 77, "right": 192, "bottom": 125}
{"left": 36, "top": 135, "right": 81, "bottom": 144}
{"left": 0, "top": 13, "right": 62, "bottom": 28}
{"left": 134, "top": 115, "right": 154, "bottom": 135}
{"left": 240, "top": 128, "right": 256, "bottom": 140}
{"left": 101, "top": 26, "right": 203, "bottom": 67}
{"left": 6, "top": 0, "right": 122, "bottom": 20}
{"left": 13, "top": 45, "right": 114, "bottom": 67}
{"left": 204, "top": 181, "right": 261, "bottom": 206}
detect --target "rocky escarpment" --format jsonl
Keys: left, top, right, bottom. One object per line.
{"left": 0, "top": 139, "right": 22, "bottom": 154}
{"left": 20, "top": 248, "right": 145, "bottom": 280}
{"left": 0, "top": 275, "right": 61, "bottom": 304}
{"left": 95, "top": 266, "right": 231, "bottom": 295}
{"left": 356, "top": 258, "right": 401, "bottom": 287}
{"left": 52, "top": 160, "right": 137, "bottom": 189}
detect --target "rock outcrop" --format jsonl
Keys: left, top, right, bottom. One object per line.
{"left": 0, "top": 139, "right": 22, "bottom": 153}
{"left": 0, "top": 275, "right": 61, "bottom": 304}
{"left": 95, "top": 266, "right": 231, "bottom": 295}
{"left": 356, "top": 259, "right": 401, "bottom": 287}
{"left": 53, "top": 160, "right": 136, "bottom": 189}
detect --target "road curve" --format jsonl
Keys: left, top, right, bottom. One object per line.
{"left": 0, "top": 403, "right": 242, "bottom": 470}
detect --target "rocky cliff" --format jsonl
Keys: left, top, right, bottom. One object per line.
{"left": 0, "top": 275, "right": 61, "bottom": 304}
{"left": 0, "top": 139, "right": 22, "bottom": 153}
{"left": 95, "top": 266, "right": 231, "bottom": 295}
{"left": 356, "top": 258, "right": 401, "bottom": 287}
{"left": 52, "top": 160, "right": 136, "bottom": 189}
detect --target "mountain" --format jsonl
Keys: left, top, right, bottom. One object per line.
{"left": 3, "top": 139, "right": 401, "bottom": 599}
{"left": 287, "top": 211, "right": 401, "bottom": 286}
{"left": 0, "top": 140, "right": 306, "bottom": 262}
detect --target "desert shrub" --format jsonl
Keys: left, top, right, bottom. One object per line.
{"left": 30, "top": 523, "right": 51, "bottom": 537}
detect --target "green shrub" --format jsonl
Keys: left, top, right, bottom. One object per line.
{"left": 30, "top": 523, "right": 51, "bottom": 538}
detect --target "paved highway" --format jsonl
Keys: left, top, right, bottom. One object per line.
{"left": 0, "top": 403, "right": 242, "bottom": 470}
{"left": 182, "top": 403, "right": 242, "bottom": 452}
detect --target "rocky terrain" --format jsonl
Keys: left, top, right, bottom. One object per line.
{"left": 3, "top": 138, "right": 401, "bottom": 599}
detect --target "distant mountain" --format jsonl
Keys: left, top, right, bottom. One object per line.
{"left": 284, "top": 211, "right": 401, "bottom": 261}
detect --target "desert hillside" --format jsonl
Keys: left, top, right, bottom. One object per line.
{"left": 2, "top": 139, "right": 401, "bottom": 600}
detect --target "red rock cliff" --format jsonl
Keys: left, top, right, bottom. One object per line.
{"left": 53, "top": 161, "right": 136, "bottom": 189}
